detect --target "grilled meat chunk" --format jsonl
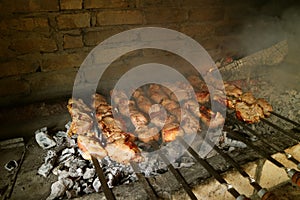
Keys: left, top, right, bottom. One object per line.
{"left": 235, "top": 102, "right": 264, "bottom": 123}
{"left": 256, "top": 98, "right": 273, "bottom": 116}
{"left": 224, "top": 83, "right": 243, "bottom": 98}
{"left": 241, "top": 92, "right": 256, "bottom": 105}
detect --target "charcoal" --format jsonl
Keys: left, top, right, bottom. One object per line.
{"left": 83, "top": 185, "right": 94, "bottom": 194}
{"left": 83, "top": 168, "right": 95, "bottom": 179}
{"left": 62, "top": 178, "right": 74, "bottom": 189}
{"left": 38, "top": 163, "right": 54, "bottom": 178}
{"left": 4, "top": 160, "right": 18, "bottom": 171}
{"left": 35, "top": 129, "right": 56, "bottom": 149}
{"left": 92, "top": 177, "right": 101, "bottom": 192}
{"left": 58, "top": 170, "right": 69, "bottom": 180}
{"left": 46, "top": 180, "right": 66, "bottom": 200}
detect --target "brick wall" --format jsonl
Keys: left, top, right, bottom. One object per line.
{"left": 0, "top": 0, "right": 294, "bottom": 107}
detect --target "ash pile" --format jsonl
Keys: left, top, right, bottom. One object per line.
{"left": 35, "top": 124, "right": 135, "bottom": 200}
{"left": 35, "top": 124, "right": 204, "bottom": 199}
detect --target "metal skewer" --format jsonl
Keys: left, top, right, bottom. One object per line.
{"left": 260, "top": 118, "right": 300, "bottom": 142}
{"left": 178, "top": 137, "right": 251, "bottom": 200}
{"left": 227, "top": 115, "right": 300, "bottom": 169}
{"left": 223, "top": 127, "right": 300, "bottom": 187}
{"left": 130, "top": 161, "right": 158, "bottom": 199}
{"left": 151, "top": 141, "right": 198, "bottom": 200}
{"left": 91, "top": 156, "right": 116, "bottom": 200}
{"left": 205, "top": 139, "right": 277, "bottom": 200}
{"left": 270, "top": 111, "right": 300, "bottom": 127}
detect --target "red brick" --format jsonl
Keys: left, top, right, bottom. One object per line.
{"left": 144, "top": 8, "right": 187, "bottom": 24}
{"left": 63, "top": 35, "right": 83, "bottom": 49}
{"left": 96, "top": 10, "right": 143, "bottom": 26}
{"left": 85, "top": 0, "right": 135, "bottom": 9}
{"left": 0, "top": 77, "right": 30, "bottom": 97}
{"left": 0, "top": 17, "right": 49, "bottom": 32}
{"left": 10, "top": 36, "right": 57, "bottom": 54}
{"left": 189, "top": 8, "right": 224, "bottom": 22}
{"left": 56, "top": 13, "right": 90, "bottom": 30}
{"left": 41, "top": 52, "right": 88, "bottom": 71}
{"left": 0, "top": 0, "right": 59, "bottom": 13}
{"left": 0, "top": 59, "right": 38, "bottom": 78}
{"left": 83, "top": 28, "right": 128, "bottom": 46}
{"left": 60, "top": 0, "right": 82, "bottom": 10}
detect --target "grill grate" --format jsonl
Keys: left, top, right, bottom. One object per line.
{"left": 90, "top": 112, "right": 300, "bottom": 200}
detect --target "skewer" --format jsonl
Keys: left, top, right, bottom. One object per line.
{"left": 205, "top": 139, "right": 277, "bottom": 200}
{"left": 260, "top": 118, "right": 300, "bottom": 142}
{"left": 270, "top": 111, "right": 300, "bottom": 127}
{"left": 178, "top": 137, "right": 251, "bottom": 200}
{"left": 130, "top": 161, "right": 158, "bottom": 199}
{"left": 150, "top": 141, "right": 198, "bottom": 200}
{"left": 227, "top": 115, "right": 300, "bottom": 169}
{"left": 223, "top": 127, "right": 300, "bottom": 187}
{"left": 91, "top": 156, "right": 116, "bottom": 200}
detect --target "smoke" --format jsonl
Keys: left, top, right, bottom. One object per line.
{"left": 234, "top": 1, "right": 300, "bottom": 91}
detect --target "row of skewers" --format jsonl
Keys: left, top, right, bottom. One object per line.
{"left": 67, "top": 75, "right": 273, "bottom": 164}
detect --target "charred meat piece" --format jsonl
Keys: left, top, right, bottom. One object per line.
{"left": 68, "top": 93, "right": 143, "bottom": 164}
{"left": 199, "top": 106, "right": 225, "bottom": 128}
{"left": 188, "top": 75, "right": 208, "bottom": 92}
{"left": 132, "top": 88, "right": 152, "bottom": 114}
{"left": 67, "top": 99, "right": 93, "bottom": 136}
{"left": 183, "top": 99, "right": 200, "bottom": 118}
{"left": 212, "top": 91, "right": 235, "bottom": 109}
{"left": 135, "top": 126, "right": 160, "bottom": 143}
{"left": 256, "top": 98, "right": 273, "bottom": 117}
{"left": 224, "top": 83, "right": 243, "bottom": 98}
{"left": 77, "top": 134, "right": 107, "bottom": 160}
{"left": 148, "top": 84, "right": 169, "bottom": 103}
{"left": 105, "top": 137, "right": 143, "bottom": 164}
{"left": 235, "top": 102, "right": 264, "bottom": 123}
{"left": 196, "top": 91, "right": 210, "bottom": 104}
{"left": 181, "top": 109, "right": 201, "bottom": 134}
{"left": 129, "top": 110, "right": 149, "bottom": 128}
{"left": 161, "top": 123, "right": 184, "bottom": 142}
{"left": 241, "top": 92, "right": 256, "bottom": 105}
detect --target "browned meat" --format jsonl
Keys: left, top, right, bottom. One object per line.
{"left": 148, "top": 84, "right": 169, "bottom": 103}
{"left": 181, "top": 109, "right": 201, "bottom": 134}
{"left": 161, "top": 123, "right": 184, "bottom": 142}
{"left": 68, "top": 94, "right": 143, "bottom": 164}
{"left": 256, "top": 98, "right": 273, "bottom": 116}
{"left": 235, "top": 102, "right": 264, "bottom": 123}
{"left": 199, "top": 106, "right": 225, "bottom": 128}
{"left": 105, "top": 137, "right": 143, "bottom": 164}
{"left": 241, "top": 92, "right": 256, "bottom": 105}
{"left": 212, "top": 91, "right": 235, "bottom": 109}
{"left": 187, "top": 75, "right": 208, "bottom": 92}
{"left": 196, "top": 91, "right": 210, "bottom": 104}
{"left": 135, "top": 126, "right": 160, "bottom": 143}
{"left": 132, "top": 88, "right": 152, "bottom": 114}
{"left": 224, "top": 83, "right": 243, "bottom": 98}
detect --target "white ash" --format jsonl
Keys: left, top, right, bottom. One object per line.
{"left": 35, "top": 127, "right": 56, "bottom": 149}
{"left": 35, "top": 122, "right": 240, "bottom": 199}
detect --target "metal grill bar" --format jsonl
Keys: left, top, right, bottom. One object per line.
{"left": 260, "top": 118, "right": 300, "bottom": 142}
{"left": 91, "top": 156, "right": 116, "bottom": 200}
{"left": 227, "top": 115, "right": 300, "bottom": 168}
{"left": 178, "top": 137, "right": 249, "bottom": 199}
{"left": 223, "top": 127, "right": 286, "bottom": 169}
{"left": 130, "top": 161, "right": 158, "bottom": 199}
{"left": 270, "top": 111, "right": 300, "bottom": 127}
{"left": 151, "top": 141, "right": 198, "bottom": 200}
